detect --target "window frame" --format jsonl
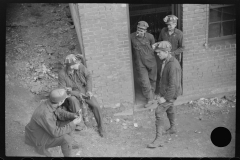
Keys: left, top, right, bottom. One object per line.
{"left": 208, "top": 4, "right": 236, "bottom": 43}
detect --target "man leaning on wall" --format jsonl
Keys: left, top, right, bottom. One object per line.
{"left": 130, "top": 21, "right": 158, "bottom": 108}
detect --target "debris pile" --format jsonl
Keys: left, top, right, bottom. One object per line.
{"left": 187, "top": 95, "right": 236, "bottom": 115}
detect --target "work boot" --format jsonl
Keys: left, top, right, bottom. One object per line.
{"left": 43, "top": 149, "right": 52, "bottom": 157}
{"left": 98, "top": 126, "right": 106, "bottom": 137}
{"left": 147, "top": 126, "right": 165, "bottom": 148}
{"left": 144, "top": 99, "right": 157, "bottom": 108}
{"left": 164, "top": 113, "right": 177, "bottom": 135}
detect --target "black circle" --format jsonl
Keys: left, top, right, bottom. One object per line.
{"left": 210, "top": 127, "right": 231, "bottom": 147}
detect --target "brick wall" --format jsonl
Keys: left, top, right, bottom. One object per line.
{"left": 77, "top": 3, "right": 134, "bottom": 106}
{"left": 182, "top": 4, "right": 236, "bottom": 99}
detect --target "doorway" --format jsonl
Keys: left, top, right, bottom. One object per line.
{"left": 129, "top": 4, "right": 182, "bottom": 104}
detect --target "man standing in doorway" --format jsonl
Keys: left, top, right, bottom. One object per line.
{"left": 130, "top": 21, "right": 157, "bottom": 108}
{"left": 147, "top": 41, "right": 182, "bottom": 148}
{"left": 158, "top": 15, "right": 184, "bottom": 63}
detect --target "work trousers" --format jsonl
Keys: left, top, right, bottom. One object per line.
{"left": 155, "top": 101, "right": 175, "bottom": 127}
{"left": 64, "top": 96, "right": 103, "bottom": 130}
{"left": 136, "top": 64, "right": 157, "bottom": 101}
{"left": 43, "top": 121, "right": 74, "bottom": 157}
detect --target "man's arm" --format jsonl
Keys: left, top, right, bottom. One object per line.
{"left": 171, "top": 33, "right": 184, "bottom": 56}
{"left": 163, "top": 65, "right": 176, "bottom": 101}
{"left": 82, "top": 65, "right": 92, "bottom": 93}
{"left": 149, "top": 33, "right": 155, "bottom": 46}
{"left": 158, "top": 28, "right": 164, "bottom": 42}
{"left": 54, "top": 107, "right": 76, "bottom": 121}
{"left": 40, "top": 112, "right": 76, "bottom": 138}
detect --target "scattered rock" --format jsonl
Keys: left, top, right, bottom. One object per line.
{"left": 46, "top": 47, "right": 54, "bottom": 54}
{"left": 133, "top": 123, "right": 138, "bottom": 127}
{"left": 115, "top": 119, "right": 120, "bottom": 123}
{"left": 123, "top": 126, "right": 127, "bottom": 129}
{"left": 70, "top": 25, "right": 75, "bottom": 29}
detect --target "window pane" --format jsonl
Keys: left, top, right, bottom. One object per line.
{"left": 209, "top": 23, "right": 221, "bottom": 38}
{"left": 222, "top": 6, "right": 235, "bottom": 20}
{"left": 222, "top": 20, "right": 235, "bottom": 36}
{"left": 209, "top": 8, "right": 222, "bottom": 22}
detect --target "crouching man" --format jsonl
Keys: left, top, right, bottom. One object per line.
{"left": 147, "top": 41, "right": 182, "bottom": 148}
{"left": 25, "top": 88, "right": 82, "bottom": 157}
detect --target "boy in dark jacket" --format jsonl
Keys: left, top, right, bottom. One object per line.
{"left": 147, "top": 41, "right": 182, "bottom": 148}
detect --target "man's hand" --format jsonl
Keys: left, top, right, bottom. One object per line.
{"left": 152, "top": 43, "right": 159, "bottom": 50}
{"left": 158, "top": 97, "right": 166, "bottom": 104}
{"left": 73, "top": 116, "right": 82, "bottom": 125}
{"left": 86, "top": 91, "right": 93, "bottom": 99}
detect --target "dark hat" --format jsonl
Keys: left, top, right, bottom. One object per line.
{"left": 49, "top": 88, "right": 68, "bottom": 103}
{"left": 154, "top": 41, "right": 172, "bottom": 52}
{"left": 137, "top": 21, "right": 149, "bottom": 29}
{"left": 163, "top": 15, "right": 178, "bottom": 24}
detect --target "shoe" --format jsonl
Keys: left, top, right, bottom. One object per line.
{"left": 43, "top": 149, "right": 52, "bottom": 157}
{"left": 98, "top": 127, "right": 106, "bottom": 137}
{"left": 144, "top": 100, "right": 157, "bottom": 108}
{"left": 163, "top": 126, "right": 177, "bottom": 135}
{"left": 75, "top": 123, "right": 85, "bottom": 131}
{"left": 147, "top": 138, "right": 164, "bottom": 148}
{"left": 84, "top": 120, "right": 93, "bottom": 128}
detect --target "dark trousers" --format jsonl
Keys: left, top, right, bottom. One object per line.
{"left": 64, "top": 95, "right": 103, "bottom": 130}
{"left": 43, "top": 121, "right": 73, "bottom": 157}
{"left": 136, "top": 64, "right": 157, "bottom": 101}
{"left": 155, "top": 101, "right": 175, "bottom": 127}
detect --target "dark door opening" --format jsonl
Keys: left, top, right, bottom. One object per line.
{"left": 129, "top": 4, "right": 182, "bottom": 105}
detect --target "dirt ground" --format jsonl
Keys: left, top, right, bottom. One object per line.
{"left": 5, "top": 3, "right": 236, "bottom": 157}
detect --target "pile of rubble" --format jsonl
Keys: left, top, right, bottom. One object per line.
{"left": 187, "top": 95, "right": 236, "bottom": 115}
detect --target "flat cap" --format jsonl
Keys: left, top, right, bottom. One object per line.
{"left": 154, "top": 41, "right": 172, "bottom": 52}
{"left": 64, "top": 54, "right": 84, "bottom": 65}
{"left": 137, "top": 21, "right": 149, "bottom": 29}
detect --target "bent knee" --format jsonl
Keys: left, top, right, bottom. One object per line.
{"left": 62, "top": 134, "right": 72, "bottom": 144}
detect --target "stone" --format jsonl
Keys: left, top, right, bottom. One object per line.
{"left": 133, "top": 123, "right": 138, "bottom": 127}
{"left": 46, "top": 47, "right": 54, "bottom": 54}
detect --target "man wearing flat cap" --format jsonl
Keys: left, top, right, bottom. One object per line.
{"left": 157, "top": 15, "right": 184, "bottom": 63}
{"left": 147, "top": 41, "right": 182, "bottom": 148}
{"left": 130, "top": 21, "right": 157, "bottom": 108}
{"left": 25, "top": 88, "right": 82, "bottom": 157}
{"left": 58, "top": 54, "right": 105, "bottom": 137}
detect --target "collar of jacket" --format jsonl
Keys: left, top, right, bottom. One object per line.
{"left": 164, "top": 54, "right": 173, "bottom": 64}
{"left": 46, "top": 100, "right": 57, "bottom": 113}
{"left": 135, "top": 32, "right": 147, "bottom": 39}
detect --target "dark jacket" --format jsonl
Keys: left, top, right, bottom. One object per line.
{"left": 25, "top": 100, "right": 76, "bottom": 154}
{"left": 58, "top": 63, "right": 92, "bottom": 94}
{"left": 159, "top": 56, "right": 182, "bottom": 101}
{"left": 158, "top": 27, "right": 184, "bottom": 62}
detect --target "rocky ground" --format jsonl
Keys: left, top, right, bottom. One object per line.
{"left": 5, "top": 3, "right": 236, "bottom": 157}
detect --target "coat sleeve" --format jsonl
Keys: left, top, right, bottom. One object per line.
{"left": 83, "top": 66, "right": 92, "bottom": 92}
{"left": 149, "top": 33, "right": 155, "bottom": 45}
{"left": 54, "top": 107, "right": 76, "bottom": 121}
{"left": 172, "top": 32, "right": 184, "bottom": 56}
{"left": 58, "top": 70, "right": 67, "bottom": 88}
{"left": 158, "top": 29, "right": 164, "bottom": 41}
{"left": 163, "top": 65, "right": 176, "bottom": 101}
{"left": 41, "top": 112, "right": 76, "bottom": 138}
